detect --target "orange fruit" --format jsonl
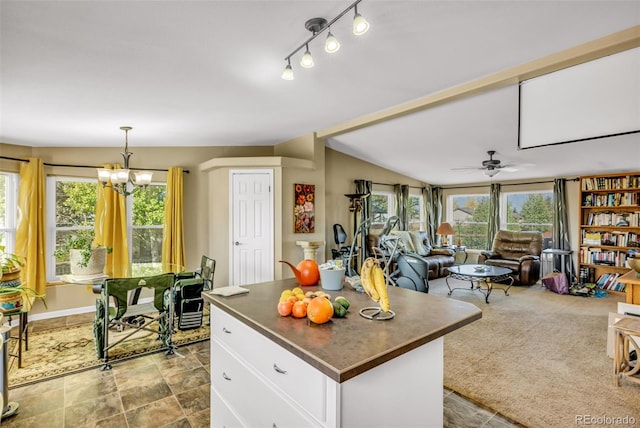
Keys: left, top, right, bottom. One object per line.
{"left": 292, "top": 301, "right": 307, "bottom": 318}
{"left": 286, "top": 295, "right": 299, "bottom": 305}
{"left": 307, "top": 296, "right": 334, "bottom": 324}
{"left": 277, "top": 301, "right": 293, "bottom": 316}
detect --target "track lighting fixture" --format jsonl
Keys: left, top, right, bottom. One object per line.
{"left": 281, "top": 0, "right": 369, "bottom": 80}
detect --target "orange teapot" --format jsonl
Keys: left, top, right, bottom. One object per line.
{"left": 280, "top": 259, "right": 320, "bottom": 286}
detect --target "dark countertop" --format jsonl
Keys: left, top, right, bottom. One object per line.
{"left": 204, "top": 278, "right": 482, "bottom": 383}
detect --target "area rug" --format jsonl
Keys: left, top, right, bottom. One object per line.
{"left": 429, "top": 277, "right": 640, "bottom": 427}
{"left": 7, "top": 315, "right": 209, "bottom": 388}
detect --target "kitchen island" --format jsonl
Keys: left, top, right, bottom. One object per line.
{"left": 203, "top": 278, "right": 481, "bottom": 428}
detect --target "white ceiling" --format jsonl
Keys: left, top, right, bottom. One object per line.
{"left": 2, "top": 1, "right": 639, "bottom": 185}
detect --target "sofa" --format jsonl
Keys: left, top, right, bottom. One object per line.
{"left": 478, "top": 230, "right": 543, "bottom": 286}
{"left": 368, "top": 230, "right": 455, "bottom": 279}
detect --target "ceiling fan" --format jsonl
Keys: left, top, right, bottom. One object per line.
{"left": 451, "top": 150, "right": 532, "bottom": 177}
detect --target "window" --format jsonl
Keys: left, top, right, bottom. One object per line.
{"left": 448, "top": 194, "right": 490, "bottom": 249}
{"left": 370, "top": 191, "right": 395, "bottom": 231}
{"left": 47, "top": 177, "right": 166, "bottom": 280}
{"left": 131, "top": 184, "right": 166, "bottom": 264}
{"left": 0, "top": 172, "right": 19, "bottom": 253}
{"left": 408, "top": 193, "right": 425, "bottom": 231}
{"left": 501, "top": 190, "right": 553, "bottom": 238}
{"left": 47, "top": 177, "right": 98, "bottom": 278}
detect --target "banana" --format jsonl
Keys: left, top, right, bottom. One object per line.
{"left": 372, "top": 262, "right": 390, "bottom": 312}
{"left": 360, "top": 258, "right": 379, "bottom": 302}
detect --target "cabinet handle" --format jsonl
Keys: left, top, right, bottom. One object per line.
{"left": 222, "top": 372, "right": 231, "bottom": 381}
{"left": 222, "top": 327, "right": 232, "bottom": 334}
{"left": 273, "top": 364, "right": 287, "bottom": 374}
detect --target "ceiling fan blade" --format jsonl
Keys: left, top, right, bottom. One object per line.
{"left": 502, "top": 167, "right": 519, "bottom": 172}
{"left": 450, "top": 166, "right": 483, "bottom": 171}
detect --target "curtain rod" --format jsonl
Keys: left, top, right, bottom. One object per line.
{"left": 0, "top": 156, "right": 189, "bottom": 173}
{"left": 372, "top": 181, "right": 423, "bottom": 190}
{"left": 443, "top": 177, "right": 579, "bottom": 190}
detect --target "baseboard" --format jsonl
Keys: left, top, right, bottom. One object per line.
{"left": 24, "top": 296, "right": 155, "bottom": 323}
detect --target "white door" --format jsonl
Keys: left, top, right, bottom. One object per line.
{"left": 230, "top": 170, "right": 274, "bottom": 286}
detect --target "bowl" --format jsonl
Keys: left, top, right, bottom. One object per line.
{"left": 628, "top": 257, "right": 640, "bottom": 274}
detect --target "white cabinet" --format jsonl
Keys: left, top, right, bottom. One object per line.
{"left": 210, "top": 304, "right": 444, "bottom": 428}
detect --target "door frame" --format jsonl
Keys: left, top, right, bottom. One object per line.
{"left": 229, "top": 169, "right": 274, "bottom": 285}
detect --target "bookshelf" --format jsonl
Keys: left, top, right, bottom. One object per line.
{"left": 579, "top": 172, "right": 640, "bottom": 296}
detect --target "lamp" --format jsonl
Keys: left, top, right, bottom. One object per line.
{"left": 281, "top": 0, "right": 369, "bottom": 80}
{"left": 96, "top": 127, "right": 153, "bottom": 197}
{"left": 436, "top": 222, "right": 455, "bottom": 247}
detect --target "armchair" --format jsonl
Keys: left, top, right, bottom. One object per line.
{"left": 478, "top": 230, "right": 543, "bottom": 286}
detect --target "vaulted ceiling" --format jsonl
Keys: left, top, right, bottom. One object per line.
{"left": 2, "top": 1, "right": 638, "bottom": 185}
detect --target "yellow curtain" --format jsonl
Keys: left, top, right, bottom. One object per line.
{"left": 95, "top": 164, "right": 129, "bottom": 277}
{"left": 162, "top": 167, "right": 185, "bottom": 268}
{"left": 16, "top": 158, "right": 47, "bottom": 296}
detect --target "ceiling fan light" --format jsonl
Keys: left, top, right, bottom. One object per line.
{"left": 300, "top": 46, "right": 314, "bottom": 68}
{"left": 325, "top": 31, "right": 340, "bottom": 53}
{"left": 281, "top": 63, "right": 294, "bottom": 80}
{"left": 484, "top": 169, "right": 499, "bottom": 178}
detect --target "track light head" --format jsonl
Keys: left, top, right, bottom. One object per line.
{"left": 353, "top": 5, "right": 369, "bottom": 35}
{"left": 325, "top": 31, "right": 340, "bottom": 53}
{"left": 282, "top": 62, "right": 294, "bottom": 80}
{"left": 300, "top": 45, "right": 314, "bottom": 68}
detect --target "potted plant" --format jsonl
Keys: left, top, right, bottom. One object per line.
{"left": 0, "top": 246, "right": 46, "bottom": 312}
{"left": 1, "top": 245, "right": 23, "bottom": 285}
{"left": 54, "top": 230, "right": 111, "bottom": 276}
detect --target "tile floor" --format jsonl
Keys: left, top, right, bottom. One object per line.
{"left": 1, "top": 315, "right": 522, "bottom": 428}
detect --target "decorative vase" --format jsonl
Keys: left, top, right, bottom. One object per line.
{"left": 70, "top": 247, "right": 106, "bottom": 276}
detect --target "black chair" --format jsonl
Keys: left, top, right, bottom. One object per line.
{"left": 395, "top": 253, "right": 429, "bottom": 293}
{"left": 332, "top": 224, "right": 351, "bottom": 260}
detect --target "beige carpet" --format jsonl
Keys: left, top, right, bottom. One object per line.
{"left": 7, "top": 314, "right": 209, "bottom": 388}
{"left": 429, "top": 277, "right": 640, "bottom": 427}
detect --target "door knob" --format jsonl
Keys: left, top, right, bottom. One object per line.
{"left": 234, "top": 241, "right": 240, "bottom": 246}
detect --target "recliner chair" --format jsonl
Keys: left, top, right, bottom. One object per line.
{"left": 478, "top": 230, "right": 543, "bottom": 286}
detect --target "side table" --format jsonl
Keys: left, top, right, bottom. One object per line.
{"left": 3, "top": 309, "right": 29, "bottom": 368}
{"left": 541, "top": 248, "right": 572, "bottom": 281}
{"left": 613, "top": 317, "right": 640, "bottom": 386}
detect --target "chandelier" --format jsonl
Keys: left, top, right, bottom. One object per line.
{"left": 96, "top": 126, "right": 153, "bottom": 197}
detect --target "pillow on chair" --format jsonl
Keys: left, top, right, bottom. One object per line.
{"left": 409, "top": 231, "right": 431, "bottom": 256}
{"left": 390, "top": 231, "right": 416, "bottom": 253}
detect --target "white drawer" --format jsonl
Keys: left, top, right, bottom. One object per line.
{"left": 211, "top": 387, "right": 244, "bottom": 428}
{"left": 211, "top": 306, "right": 327, "bottom": 422}
{"left": 212, "top": 339, "right": 319, "bottom": 428}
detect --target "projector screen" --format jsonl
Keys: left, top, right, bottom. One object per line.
{"left": 519, "top": 47, "right": 640, "bottom": 149}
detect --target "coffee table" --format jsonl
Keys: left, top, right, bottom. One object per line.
{"left": 446, "top": 264, "right": 514, "bottom": 303}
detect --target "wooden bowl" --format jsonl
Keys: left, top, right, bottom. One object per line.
{"left": 628, "top": 257, "right": 640, "bottom": 274}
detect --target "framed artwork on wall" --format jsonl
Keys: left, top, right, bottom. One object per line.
{"left": 294, "top": 184, "right": 315, "bottom": 233}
